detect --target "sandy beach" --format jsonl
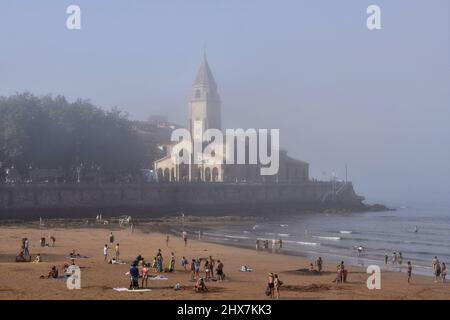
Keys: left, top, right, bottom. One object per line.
{"left": 0, "top": 224, "right": 449, "bottom": 300}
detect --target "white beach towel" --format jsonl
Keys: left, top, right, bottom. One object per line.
{"left": 239, "top": 266, "right": 253, "bottom": 272}
{"left": 113, "top": 287, "right": 152, "bottom": 292}
{"left": 149, "top": 275, "right": 168, "bottom": 280}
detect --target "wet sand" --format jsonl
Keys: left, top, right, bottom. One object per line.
{"left": 0, "top": 226, "right": 448, "bottom": 300}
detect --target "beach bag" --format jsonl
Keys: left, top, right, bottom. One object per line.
{"left": 265, "top": 285, "right": 271, "bottom": 296}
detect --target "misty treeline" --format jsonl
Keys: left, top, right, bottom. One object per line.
{"left": 0, "top": 93, "right": 151, "bottom": 183}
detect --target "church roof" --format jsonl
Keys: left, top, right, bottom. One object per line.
{"left": 193, "top": 54, "right": 217, "bottom": 89}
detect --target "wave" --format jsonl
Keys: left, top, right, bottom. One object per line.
{"left": 280, "top": 224, "right": 289, "bottom": 227}
{"left": 277, "top": 233, "right": 290, "bottom": 237}
{"left": 312, "top": 236, "right": 341, "bottom": 241}
{"left": 284, "top": 240, "right": 320, "bottom": 246}
{"left": 339, "top": 230, "right": 352, "bottom": 234}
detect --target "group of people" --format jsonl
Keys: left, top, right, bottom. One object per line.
{"left": 255, "top": 239, "right": 283, "bottom": 252}
{"left": 103, "top": 232, "right": 121, "bottom": 263}
{"left": 432, "top": 256, "right": 447, "bottom": 283}
{"left": 266, "top": 272, "right": 282, "bottom": 299}
{"left": 333, "top": 261, "right": 348, "bottom": 284}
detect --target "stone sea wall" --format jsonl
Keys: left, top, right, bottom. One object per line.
{"left": 0, "top": 182, "right": 366, "bottom": 219}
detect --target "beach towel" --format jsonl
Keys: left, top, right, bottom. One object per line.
{"left": 239, "top": 266, "right": 253, "bottom": 272}
{"left": 113, "top": 288, "right": 152, "bottom": 292}
{"left": 149, "top": 275, "right": 168, "bottom": 280}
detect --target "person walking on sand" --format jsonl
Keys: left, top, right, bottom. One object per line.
{"left": 407, "top": 261, "right": 412, "bottom": 284}
{"left": 115, "top": 243, "right": 120, "bottom": 260}
{"left": 432, "top": 256, "right": 441, "bottom": 282}
{"left": 109, "top": 232, "right": 114, "bottom": 244}
{"left": 274, "top": 274, "right": 283, "bottom": 299}
{"left": 103, "top": 244, "right": 109, "bottom": 261}
{"left": 441, "top": 262, "right": 447, "bottom": 283}
{"left": 216, "top": 260, "right": 224, "bottom": 281}
{"left": 190, "top": 259, "right": 196, "bottom": 281}
{"left": 166, "top": 235, "right": 170, "bottom": 247}
{"left": 267, "top": 273, "right": 275, "bottom": 298}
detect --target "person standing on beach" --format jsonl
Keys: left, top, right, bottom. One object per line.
{"left": 209, "top": 256, "right": 215, "bottom": 278}
{"left": 441, "top": 262, "right": 447, "bottom": 283}
{"left": 204, "top": 260, "right": 211, "bottom": 282}
{"left": 141, "top": 263, "right": 149, "bottom": 288}
{"left": 24, "top": 238, "right": 30, "bottom": 257}
{"left": 190, "top": 259, "right": 196, "bottom": 281}
{"left": 166, "top": 235, "right": 170, "bottom": 247}
{"left": 432, "top": 256, "right": 441, "bottom": 282}
{"left": 103, "top": 244, "right": 109, "bottom": 261}
{"left": 398, "top": 252, "right": 403, "bottom": 271}
{"left": 115, "top": 243, "right": 120, "bottom": 261}
{"left": 109, "top": 232, "right": 114, "bottom": 244}
{"left": 392, "top": 252, "right": 398, "bottom": 266}
{"left": 182, "top": 231, "right": 188, "bottom": 247}
{"left": 274, "top": 274, "right": 282, "bottom": 299}
{"left": 255, "top": 240, "right": 260, "bottom": 251}
{"left": 315, "top": 257, "right": 323, "bottom": 273}
{"left": 50, "top": 236, "right": 56, "bottom": 247}
{"left": 181, "top": 256, "right": 188, "bottom": 271}
{"left": 267, "top": 273, "right": 275, "bottom": 298}
{"left": 384, "top": 254, "right": 389, "bottom": 265}
{"left": 216, "top": 260, "right": 224, "bottom": 281}
{"left": 130, "top": 224, "right": 135, "bottom": 233}
{"left": 407, "top": 261, "right": 412, "bottom": 284}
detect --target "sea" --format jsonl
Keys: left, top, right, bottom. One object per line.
{"left": 177, "top": 203, "right": 450, "bottom": 277}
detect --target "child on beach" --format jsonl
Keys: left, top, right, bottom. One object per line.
{"left": 407, "top": 261, "right": 412, "bottom": 283}
{"left": 141, "top": 264, "right": 149, "bottom": 288}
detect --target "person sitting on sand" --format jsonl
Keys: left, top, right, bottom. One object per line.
{"left": 33, "top": 254, "right": 42, "bottom": 263}
{"left": 16, "top": 251, "right": 31, "bottom": 262}
{"left": 309, "top": 263, "right": 315, "bottom": 272}
{"left": 48, "top": 266, "right": 59, "bottom": 279}
{"left": 194, "top": 277, "right": 207, "bottom": 292}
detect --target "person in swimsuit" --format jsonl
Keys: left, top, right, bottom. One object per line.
{"left": 267, "top": 273, "right": 275, "bottom": 298}
{"left": 141, "top": 263, "right": 149, "bottom": 288}
{"left": 441, "top": 262, "right": 447, "bottom": 283}
{"left": 407, "top": 261, "right": 412, "bottom": 284}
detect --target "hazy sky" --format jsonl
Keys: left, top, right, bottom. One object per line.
{"left": 1, "top": 0, "right": 449, "bottom": 206}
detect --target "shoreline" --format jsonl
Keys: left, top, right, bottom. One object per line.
{"left": 0, "top": 223, "right": 448, "bottom": 300}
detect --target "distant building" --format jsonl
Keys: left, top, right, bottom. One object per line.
{"left": 154, "top": 55, "right": 309, "bottom": 183}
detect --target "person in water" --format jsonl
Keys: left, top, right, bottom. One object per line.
{"left": 441, "top": 262, "right": 447, "bottom": 283}
{"left": 407, "top": 261, "right": 412, "bottom": 284}
{"left": 432, "top": 256, "right": 441, "bottom": 282}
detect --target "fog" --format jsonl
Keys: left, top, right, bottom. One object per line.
{"left": 1, "top": 0, "right": 449, "bottom": 206}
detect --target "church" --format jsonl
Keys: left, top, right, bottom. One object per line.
{"left": 154, "top": 55, "right": 309, "bottom": 184}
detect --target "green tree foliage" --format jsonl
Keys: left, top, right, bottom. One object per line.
{"left": 0, "top": 92, "right": 146, "bottom": 181}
